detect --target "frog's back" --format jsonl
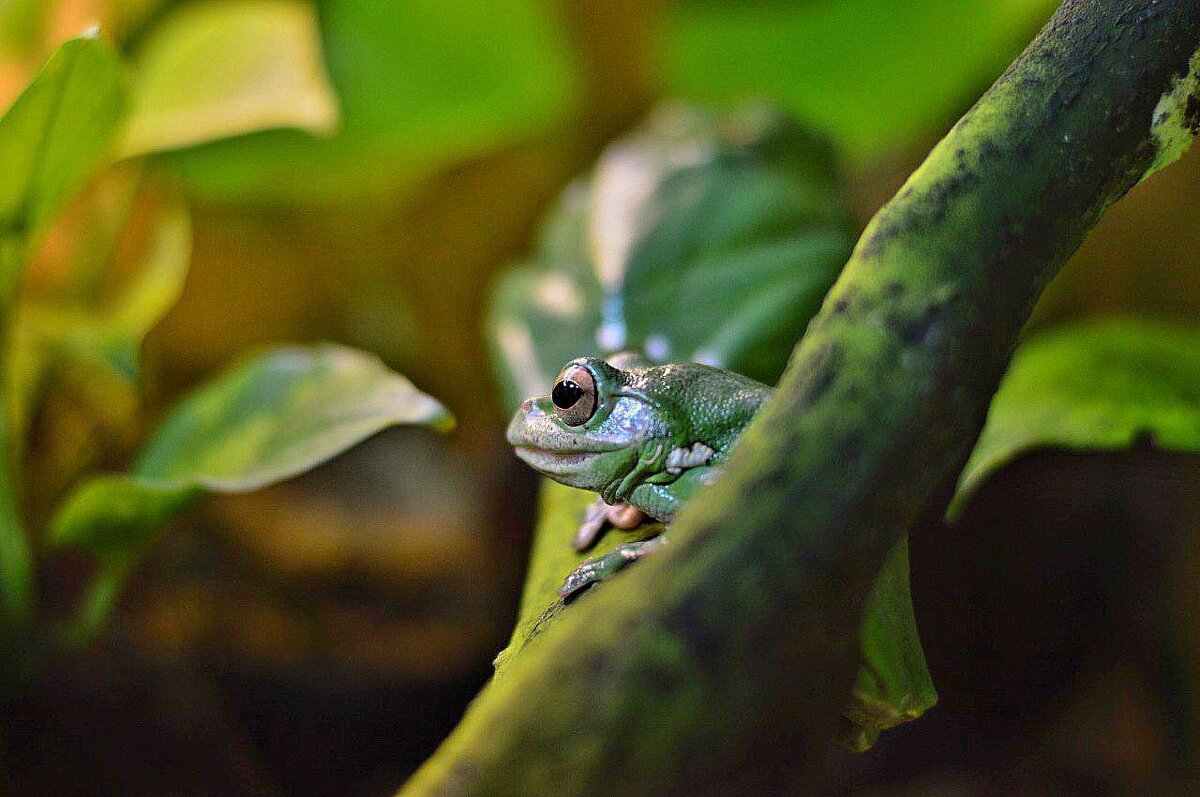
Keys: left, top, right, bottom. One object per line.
{"left": 623, "top": 362, "right": 771, "bottom": 456}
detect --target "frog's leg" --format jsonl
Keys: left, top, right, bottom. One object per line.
{"left": 602, "top": 439, "right": 670, "bottom": 504}
{"left": 558, "top": 536, "right": 667, "bottom": 601}
{"left": 631, "top": 466, "right": 717, "bottom": 522}
{"left": 573, "top": 498, "right": 646, "bottom": 552}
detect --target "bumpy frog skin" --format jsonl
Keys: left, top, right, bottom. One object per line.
{"left": 507, "top": 353, "right": 770, "bottom": 598}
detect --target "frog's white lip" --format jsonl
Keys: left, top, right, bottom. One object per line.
{"left": 513, "top": 446, "right": 602, "bottom": 474}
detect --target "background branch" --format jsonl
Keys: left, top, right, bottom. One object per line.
{"left": 400, "top": 2, "right": 1200, "bottom": 794}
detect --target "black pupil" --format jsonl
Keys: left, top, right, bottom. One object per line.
{"left": 552, "top": 380, "right": 584, "bottom": 409}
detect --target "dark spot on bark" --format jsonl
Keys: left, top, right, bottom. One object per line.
{"left": 795, "top": 345, "right": 838, "bottom": 408}
{"left": 642, "top": 658, "right": 681, "bottom": 697}
{"left": 1185, "top": 93, "right": 1200, "bottom": 135}
{"left": 840, "top": 431, "right": 865, "bottom": 463}
{"left": 585, "top": 650, "right": 615, "bottom": 682}
{"left": 1131, "top": 428, "right": 1158, "bottom": 450}
{"left": 662, "top": 595, "right": 724, "bottom": 675}
{"left": 895, "top": 301, "right": 952, "bottom": 346}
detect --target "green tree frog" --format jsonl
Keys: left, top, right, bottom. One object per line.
{"left": 507, "top": 352, "right": 771, "bottom": 598}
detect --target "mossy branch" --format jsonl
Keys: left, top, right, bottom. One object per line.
{"left": 400, "top": 2, "right": 1200, "bottom": 795}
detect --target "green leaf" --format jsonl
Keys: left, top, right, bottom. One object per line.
{"left": 951, "top": 319, "right": 1200, "bottom": 517}
{"left": 158, "top": 0, "right": 580, "bottom": 205}
{"left": 0, "top": 33, "right": 125, "bottom": 634}
{"left": 51, "top": 475, "right": 200, "bottom": 555}
{"left": 119, "top": 0, "right": 339, "bottom": 158}
{"left": 488, "top": 103, "right": 855, "bottom": 411}
{"left": 52, "top": 344, "right": 452, "bottom": 552}
{"left": 0, "top": 34, "right": 127, "bottom": 294}
{"left": 664, "top": 0, "right": 1060, "bottom": 161}
{"left": 839, "top": 536, "right": 938, "bottom": 751}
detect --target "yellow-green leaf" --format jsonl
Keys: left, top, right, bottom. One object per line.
{"left": 52, "top": 345, "right": 451, "bottom": 552}
{"left": 119, "top": 0, "right": 339, "bottom": 158}
{"left": 951, "top": 319, "right": 1200, "bottom": 517}
{"left": 0, "top": 34, "right": 126, "bottom": 293}
{"left": 18, "top": 179, "right": 192, "bottom": 384}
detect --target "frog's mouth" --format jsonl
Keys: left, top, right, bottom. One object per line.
{"left": 512, "top": 446, "right": 605, "bottom": 478}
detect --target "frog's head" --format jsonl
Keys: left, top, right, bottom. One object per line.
{"left": 507, "top": 355, "right": 673, "bottom": 495}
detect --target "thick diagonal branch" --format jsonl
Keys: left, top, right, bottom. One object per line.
{"left": 401, "top": 2, "right": 1200, "bottom": 795}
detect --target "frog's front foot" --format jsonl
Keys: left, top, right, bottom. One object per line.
{"left": 573, "top": 497, "right": 646, "bottom": 551}
{"left": 558, "top": 536, "right": 666, "bottom": 602}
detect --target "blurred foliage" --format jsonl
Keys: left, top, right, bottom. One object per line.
{"left": 0, "top": 33, "right": 127, "bottom": 632}
{"left": 664, "top": 0, "right": 1060, "bottom": 161}
{"left": 163, "top": 0, "right": 582, "bottom": 205}
{"left": 52, "top": 345, "right": 450, "bottom": 554}
{"left": 0, "top": 35, "right": 125, "bottom": 289}
{"left": 488, "top": 102, "right": 855, "bottom": 410}
{"left": 0, "top": 0, "right": 47, "bottom": 54}
{"left": 119, "top": 0, "right": 339, "bottom": 158}
{"left": 0, "top": 32, "right": 451, "bottom": 667}
{"left": 953, "top": 319, "right": 1200, "bottom": 516}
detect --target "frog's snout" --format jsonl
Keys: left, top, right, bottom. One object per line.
{"left": 506, "top": 395, "right": 545, "bottom": 447}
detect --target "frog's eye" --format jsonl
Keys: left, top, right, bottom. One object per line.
{"left": 551, "top": 365, "right": 597, "bottom": 426}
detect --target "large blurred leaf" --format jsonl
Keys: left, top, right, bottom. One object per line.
{"left": 488, "top": 103, "right": 855, "bottom": 410}
{"left": 52, "top": 345, "right": 452, "bottom": 553}
{"left": 9, "top": 181, "right": 189, "bottom": 528}
{"left": 951, "top": 319, "right": 1200, "bottom": 517}
{"left": 119, "top": 0, "right": 339, "bottom": 158}
{"left": 0, "top": 33, "right": 125, "bottom": 631}
{"left": 18, "top": 176, "right": 192, "bottom": 384}
{"left": 163, "top": 0, "right": 580, "bottom": 204}
{"left": 0, "top": 34, "right": 126, "bottom": 293}
{"left": 111, "top": 0, "right": 172, "bottom": 44}
{"left": 10, "top": 175, "right": 191, "bottom": 476}
{"left": 0, "top": 0, "right": 47, "bottom": 54}
{"left": 664, "top": 0, "right": 1060, "bottom": 161}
